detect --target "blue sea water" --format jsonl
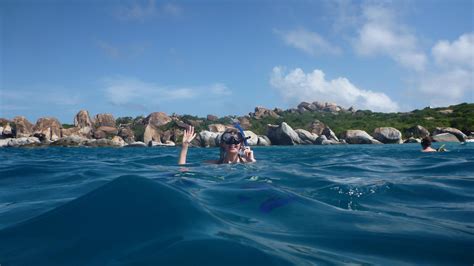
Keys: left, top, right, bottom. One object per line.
{"left": 0, "top": 143, "right": 473, "bottom": 265}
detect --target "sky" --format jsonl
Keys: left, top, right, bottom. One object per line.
{"left": 1, "top": 0, "right": 473, "bottom": 124}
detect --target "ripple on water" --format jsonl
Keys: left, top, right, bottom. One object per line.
{"left": 0, "top": 144, "right": 473, "bottom": 264}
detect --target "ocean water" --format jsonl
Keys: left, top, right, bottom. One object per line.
{"left": 0, "top": 143, "right": 473, "bottom": 265}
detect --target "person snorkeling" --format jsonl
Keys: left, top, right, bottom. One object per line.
{"left": 178, "top": 126, "right": 256, "bottom": 165}
{"left": 421, "top": 136, "right": 446, "bottom": 152}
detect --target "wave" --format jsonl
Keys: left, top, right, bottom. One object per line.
{"left": 0, "top": 176, "right": 292, "bottom": 265}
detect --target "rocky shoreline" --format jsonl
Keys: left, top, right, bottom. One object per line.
{"left": 0, "top": 103, "right": 471, "bottom": 148}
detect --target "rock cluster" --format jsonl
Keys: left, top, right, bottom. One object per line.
{"left": 1, "top": 104, "right": 470, "bottom": 148}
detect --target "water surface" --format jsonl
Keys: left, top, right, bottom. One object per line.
{"left": 0, "top": 143, "right": 473, "bottom": 265}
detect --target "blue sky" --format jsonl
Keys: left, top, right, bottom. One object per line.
{"left": 1, "top": 0, "right": 473, "bottom": 124}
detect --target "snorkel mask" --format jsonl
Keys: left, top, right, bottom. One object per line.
{"left": 221, "top": 132, "right": 244, "bottom": 145}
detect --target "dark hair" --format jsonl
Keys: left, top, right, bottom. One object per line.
{"left": 421, "top": 136, "right": 432, "bottom": 149}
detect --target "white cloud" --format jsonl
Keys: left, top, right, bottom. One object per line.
{"left": 102, "top": 76, "right": 232, "bottom": 107}
{"left": 209, "top": 83, "right": 232, "bottom": 96}
{"left": 413, "top": 33, "right": 474, "bottom": 106}
{"left": 354, "top": 4, "right": 426, "bottom": 71}
{"left": 417, "top": 69, "right": 473, "bottom": 105}
{"left": 115, "top": 0, "right": 181, "bottom": 22}
{"left": 432, "top": 33, "right": 474, "bottom": 69}
{"left": 275, "top": 28, "right": 342, "bottom": 56}
{"left": 270, "top": 66, "right": 399, "bottom": 112}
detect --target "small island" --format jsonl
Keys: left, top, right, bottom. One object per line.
{"left": 0, "top": 101, "right": 472, "bottom": 148}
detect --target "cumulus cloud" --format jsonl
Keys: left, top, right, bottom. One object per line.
{"left": 102, "top": 76, "right": 232, "bottom": 107}
{"left": 354, "top": 4, "right": 426, "bottom": 71}
{"left": 270, "top": 66, "right": 399, "bottom": 112}
{"left": 413, "top": 33, "right": 474, "bottom": 106}
{"left": 417, "top": 69, "right": 473, "bottom": 105}
{"left": 432, "top": 33, "right": 474, "bottom": 69}
{"left": 274, "top": 28, "right": 341, "bottom": 56}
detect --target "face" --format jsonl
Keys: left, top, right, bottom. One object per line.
{"left": 224, "top": 142, "right": 241, "bottom": 154}
{"left": 221, "top": 132, "right": 243, "bottom": 154}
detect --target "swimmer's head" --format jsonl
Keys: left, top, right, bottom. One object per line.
{"left": 421, "top": 136, "right": 432, "bottom": 149}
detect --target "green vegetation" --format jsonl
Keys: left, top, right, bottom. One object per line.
{"left": 246, "top": 103, "right": 474, "bottom": 137}
{"left": 62, "top": 124, "right": 75, "bottom": 129}
{"left": 115, "top": 103, "right": 473, "bottom": 141}
{"left": 115, "top": 115, "right": 145, "bottom": 141}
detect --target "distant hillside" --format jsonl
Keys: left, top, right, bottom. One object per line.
{"left": 246, "top": 103, "right": 474, "bottom": 137}
{"left": 113, "top": 102, "right": 473, "bottom": 141}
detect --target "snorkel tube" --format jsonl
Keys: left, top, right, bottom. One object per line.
{"left": 437, "top": 144, "right": 447, "bottom": 152}
{"left": 233, "top": 122, "right": 249, "bottom": 146}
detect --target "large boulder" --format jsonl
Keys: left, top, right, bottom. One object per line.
{"left": 252, "top": 107, "right": 280, "bottom": 120}
{"left": 1, "top": 124, "right": 14, "bottom": 138}
{"left": 322, "top": 127, "right": 339, "bottom": 142}
{"left": 86, "top": 138, "right": 117, "bottom": 147}
{"left": 208, "top": 124, "right": 227, "bottom": 133}
{"left": 406, "top": 125, "right": 430, "bottom": 139}
{"left": 433, "top": 127, "right": 467, "bottom": 142}
{"left": 310, "top": 120, "right": 326, "bottom": 135}
{"left": 92, "top": 114, "right": 117, "bottom": 139}
{"left": 111, "top": 136, "right": 126, "bottom": 147}
{"left": 404, "top": 137, "right": 421, "bottom": 143}
{"left": 324, "top": 102, "right": 341, "bottom": 112}
{"left": 118, "top": 127, "right": 135, "bottom": 143}
{"left": 160, "top": 130, "right": 172, "bottom": 143}
{"left": 199, "top": 130, "right": 220, "bottom": 147}
{"left": 206, "top": 114, "right": 218, "bottom": 121}
{"left": 33, "top": 117, "right": 62, "bottom": 141}
{"left": 314, "top": 135, "right": 339, "bottom": 145}
{"left": 126, "top": 141, "right": 147, "bottom": 147}
{"left": 175, "top": 121, "right": 190, "bottom": 129}
{"left": 266, "top": 122, "right": 301, "bottom": 145}
{"left": 297, "top": 102, "right": 317, "bottom": 112}
{"left": 143, "top": 125, "right": 162, "bottom": 145}
{"left": 432, "top": 133, "right": 459, "bottom": 142}
{"left": 74, "top": 110, "right": 93, "bottom": 128}
{"left": 149, "top": 140, "right": 176, "bottom": 147}
{"left": 312, "top": 101, "right": 326, "bottom": 110}
{"left": 142, "top": 112, "right": 172, "bottom": 145}
{"left": 243, "top": 130, "right": 258, "bottom": 146}
{"left": 61, "top": 127, "right": 80, "bottom": 138}
{"left": 295, "top": 129, "right": 318, "bottom": 144}
{"left": 188, "top": 119, "right": 203, "bottom": 127}
{"left": 169, "top": 128, "right": 183, "bottom": 143}
{"left": 6, "top": 137, "right": 41, "bottom": 147}
{"left": 0, "top": 138, "right": 11, "bottom": 147}
{"left": 238, "top": 116, "right": 251, "bottom": 130}
{"left": 94, "top": 113, "right": 116, "bottom": 128}
{"left": 341, "top": 130, "right": 382, "bottom": 144}
{"left": 13, "top": 116, "right": 34, "bottom": 138}
{"left": 96, "top": 126, "right": 118, "bottom": 135}
{"left": 51, "top": 136, "right": 89, "bottom": 147}
{"left": 144, "top": 112, "right": 172, "bottom": 128}
{"left": 373, "top": 127, "right": 402, "bottom": 144}
{"left": 257, "top": 135, "right": 271, "bottom": 146}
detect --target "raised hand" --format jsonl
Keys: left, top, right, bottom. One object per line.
{"left": 242, "top": 146, "right": 256, "bottom": 162}
{"left": 182, "top": 126, "right": 197, "bottom": 145}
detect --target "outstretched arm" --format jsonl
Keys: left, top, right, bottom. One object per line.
{"left": 178, "top": 126, "right": 197, "bottom": 165}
